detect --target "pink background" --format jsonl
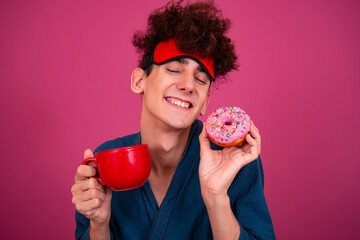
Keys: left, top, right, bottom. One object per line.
{"left": 1, "top": 0, "right": 359, "bottom": 239}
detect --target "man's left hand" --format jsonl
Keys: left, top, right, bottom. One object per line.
{"left": 199, "top": 120, "right": 261, "bottom": 199}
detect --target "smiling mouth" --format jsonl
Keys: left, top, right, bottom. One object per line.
{"left": 165, "top": 97, "right": 193, "bottom": 109}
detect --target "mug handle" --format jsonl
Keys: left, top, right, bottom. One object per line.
{"left": 82, "top": 157, "right": 105, "bottom": 185}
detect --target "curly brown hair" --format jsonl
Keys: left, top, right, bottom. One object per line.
{"left": 132, "top": 0, "right": 238, "bottom": 82}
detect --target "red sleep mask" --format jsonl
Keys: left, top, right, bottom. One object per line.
{"left": 153, "top": 39, "right": 215, "bottom": 81}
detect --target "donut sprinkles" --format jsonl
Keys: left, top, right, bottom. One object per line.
{"left": 206, "top": 106, "right": 251, "bottom": 147}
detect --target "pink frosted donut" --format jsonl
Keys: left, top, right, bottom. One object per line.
{"left": 206, "top": 106, "right": 251, "bottom": 147}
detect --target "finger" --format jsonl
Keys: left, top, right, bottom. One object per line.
{"left": 76, "top": 198, "right": 103, "bottom": 213}
{"left": 84, "top": 148, "right": 94, "bottom": 160}
{"left": 250, "top": 120, "right": 258, "bottom": 131}
{"left": 72, "top": 177, "right": 105, "bottom": 194}
{"left": 245, "top": 133, "right": 257, "bottom": 147}
{"left": 199, "top": 124, "right": 211, "bottom": 154}
{"left": 250, "top": 121, "right": 260, "bottom": 139}
{"left": 250, "top": 121, "right": 261, "bottom": 154}
{"left": 72, "top": 187, "right": 106, "bottom": 205}
{"left": 75, "top": 165, "right": 98, "bottom": 182}
{"left": 246, "top": 134, "right": 260, "bottom": 159}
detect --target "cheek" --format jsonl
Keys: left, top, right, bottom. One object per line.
{"left": 144, "top": 78, "right": 160, "bottom": 95}
{"left": 198, "top": 89, "right": 209, "bottom": 103}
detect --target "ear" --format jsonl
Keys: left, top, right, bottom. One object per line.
{"left": 131, "top": 68, "right": 145, "bottom": 94}
{"left": 200, "top": 93, "right": 210, "bottom": 116}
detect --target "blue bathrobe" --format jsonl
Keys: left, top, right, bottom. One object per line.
{"left": 75, "top": 120, "right": 276, "bottom": 239}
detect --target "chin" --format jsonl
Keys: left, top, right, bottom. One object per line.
{"left": 165, "top": 116, "right": 194, "bottom": 130}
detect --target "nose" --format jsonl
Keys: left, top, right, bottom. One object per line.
{"left": 176, "top": 73, "right": 195, "bottom": 94}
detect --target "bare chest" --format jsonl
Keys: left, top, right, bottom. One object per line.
{"left": 148, "top": 175, "right": 173, "bottom": 207}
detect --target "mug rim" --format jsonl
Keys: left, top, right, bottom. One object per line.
{"left": 97, "top": 144, "right": 148, "bottom": 155}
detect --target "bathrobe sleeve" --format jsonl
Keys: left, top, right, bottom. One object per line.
{"left": 228, "top": 155, "right": 276, "bottom": 240}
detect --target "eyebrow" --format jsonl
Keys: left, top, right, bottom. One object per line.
{"left": 175, "top": 58, "right": 205, "bottom": 73}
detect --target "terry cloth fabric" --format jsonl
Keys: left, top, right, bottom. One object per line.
{"left": 75, "top": 119, "right": 276, "bottom": 240}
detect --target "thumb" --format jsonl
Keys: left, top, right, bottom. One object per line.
{"left": 199, "top": 124, "right": 211, "bottom": 155}
{"left": 84, "top": 148, "right": 95, "bottom": 159}
{"left": 83, "top": 148, "right": 97, "bottom": 168}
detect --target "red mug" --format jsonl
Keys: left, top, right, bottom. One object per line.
{"left": 82, "top": 144, "right": 151, "bottom": 191}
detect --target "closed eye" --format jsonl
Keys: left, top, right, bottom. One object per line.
{"left": 195, "top": 78, "right": 206, "bottom": 85}
{"left": 166, "top": 69, "right": 180, "bottom": 73}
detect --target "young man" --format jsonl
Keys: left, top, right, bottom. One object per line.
{"left": 72, "top": 1, "right": 276, "bottom": 239}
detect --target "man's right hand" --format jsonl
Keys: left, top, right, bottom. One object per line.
{"left": 71, "top": 149, "right": 112, "bottom": 225}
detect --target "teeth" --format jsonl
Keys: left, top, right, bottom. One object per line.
{"left": 168, "top": 98, "right": 190, "bottom": 108}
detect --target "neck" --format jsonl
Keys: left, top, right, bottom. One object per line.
{"left": 140, "top": 116, "right": 191, "bottom": 177}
